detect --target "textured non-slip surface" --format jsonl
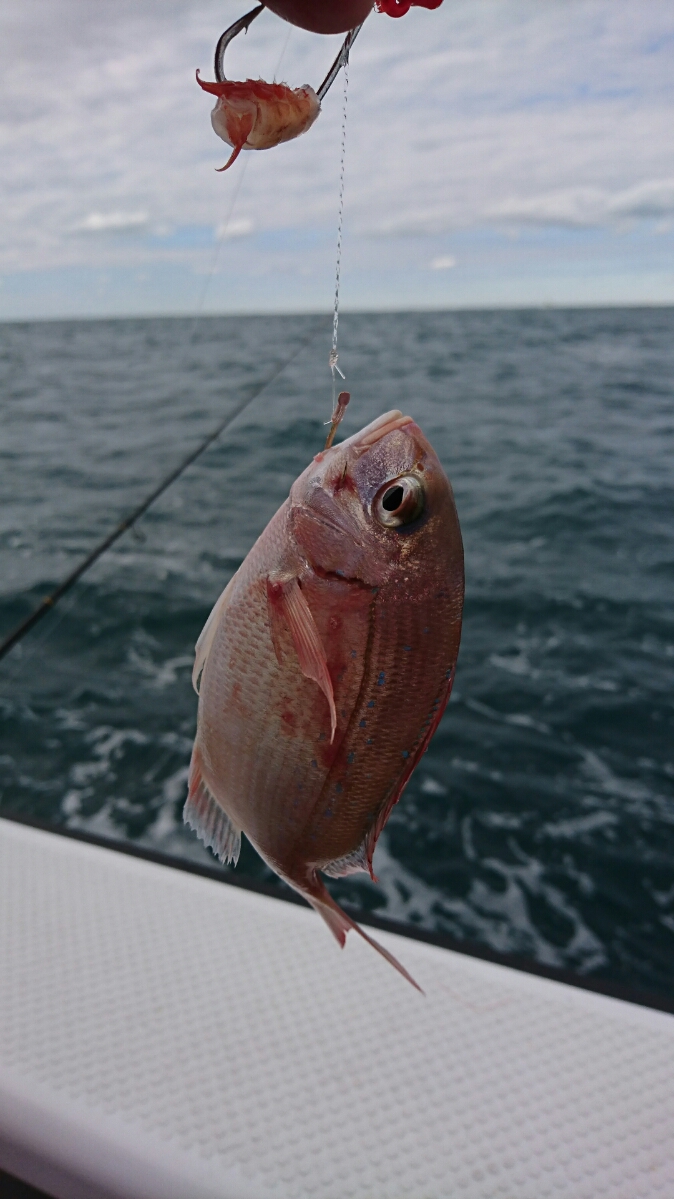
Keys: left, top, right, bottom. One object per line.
{"left": 1, "top": 818, "right": 673, "bottom": 1199}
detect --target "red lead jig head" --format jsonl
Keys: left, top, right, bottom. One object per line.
{"left": 376, "top": 0, "right": 443, "bottom": 14}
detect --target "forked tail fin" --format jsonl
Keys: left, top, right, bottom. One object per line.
{"left": 307, "top": 875, "right": 424, "bottom": 994}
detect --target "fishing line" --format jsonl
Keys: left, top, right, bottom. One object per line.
{"left": 273, "top": 24, "right": 292, "bottom": 82}
{"left": 328, "top": 49, "right": 350, "bottom": 414}
{"left": 0, "top": 321, "right": 324, "bottom": 664}
{"left": 194, "top": 157, "right": 251, "bottom": 320}
{"left": 195, "top": 19, "right": 292, "bottom": 319}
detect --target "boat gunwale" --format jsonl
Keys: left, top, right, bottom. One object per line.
{"left": 2, "top": 809, "right": 673, "bottom": 1017}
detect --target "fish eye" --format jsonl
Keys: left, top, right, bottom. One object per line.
{"left": 374, "top": 475, "right": 425, "bottom": 528}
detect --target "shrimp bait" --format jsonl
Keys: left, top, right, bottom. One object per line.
{"left": 197, "top": 3, "right": 321, "bottom": 171}
{"left": 197, "top": 74, "right": 320, "bottom": 172}
{"left": 198, "top": 4, "right": 363, "bottom": 171}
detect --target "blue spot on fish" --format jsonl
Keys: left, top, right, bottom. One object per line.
{"left": 351, "top": 650, "right": 357, "bottom": 658}
{"left": 403, "top": 645, "right": 412, "bottom": 652}
{"left": 347, "top": 752, "right": 355, "bottom": 765}
{"left": 367, "top": 700, "right": 375, "bottom": 708}
{"left": 402, "top": 750, "right": 409, "bottom": 759}
{"left": 335, "top": 782, "right": 343, "bottom": 793}
{"left": 377, "top": 672, "right": 386, "bottom": 686}
{"left": 311, "top": 759, "right": 318, "bottom": 769}
{"left": 325, "top": 807, "right": 333, "bottom": 818}
{"left": 366, "top": 738, "right": 373, "bottom": 745}
{"left": 359, "top": 719, "right": 367, "bottom": 728}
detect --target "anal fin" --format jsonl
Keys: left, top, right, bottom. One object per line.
{"left": 323, "top": 836, "right": 378, "bottom": 882}
{"left": 184, "top": 748, "right": 241, "bottom": 866}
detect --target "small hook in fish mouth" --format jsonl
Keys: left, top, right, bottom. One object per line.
{"left": 214, "top": 3, "right": 265, "bottom": 83}
{"left": 210, "top": 3, "right": 365, "bottom": 95}
{"left": 324, "top": 391, "right": 350, "bottom": 450}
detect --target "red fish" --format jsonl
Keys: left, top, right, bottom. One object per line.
{"left": 185, "top": 410, "right": 464, "bottom": 987}
{"left": 196, "top": 73, "right": 320, "bottom": 171}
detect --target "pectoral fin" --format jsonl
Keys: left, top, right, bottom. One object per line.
{"left": 267, "top": 574, "right": 337, "bottom": 743}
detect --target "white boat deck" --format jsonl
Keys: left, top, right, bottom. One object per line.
{"left": 1, "top": 816, "right": 673, "bottom": 1199}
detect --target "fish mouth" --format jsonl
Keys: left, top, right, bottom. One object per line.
{"left": 292, "top": 504, "right": 364, "bottom": 546}
{"left": 339, "top": 409, "right": 415, "bottom": 452}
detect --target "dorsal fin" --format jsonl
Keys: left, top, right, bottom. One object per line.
{"left": 192, "top": 574, "right": 236, "bottom": 694}
{"left": 362, "top": 667, "right": 458, "bottom": 868}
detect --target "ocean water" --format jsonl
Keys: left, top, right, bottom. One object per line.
{"left": 1, "top": 308, "right": 673, "bottom": 999}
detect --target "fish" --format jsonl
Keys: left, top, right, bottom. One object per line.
{"left": 185, "top": 409, "right": 464, "bottom": 987}
{"left": 196, "top": 73, "right": 320, "bottom": 171}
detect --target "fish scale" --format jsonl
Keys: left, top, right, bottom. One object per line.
{"left": 304, "top": 589, "right": 460, "bottom": 872}
{"left": 186, "top": 410, "right": 464, "bottom": 987}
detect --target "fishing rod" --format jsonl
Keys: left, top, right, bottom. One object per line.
{"left": 0, "top": 321, "right": 324, "bottom": 664}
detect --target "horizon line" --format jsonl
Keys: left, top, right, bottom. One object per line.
{"left": 1, "top": 299, "right": 673, "bottom": 326}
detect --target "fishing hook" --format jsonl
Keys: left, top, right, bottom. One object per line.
{"left": 213, "top": 3, "right": 364, "bottom": 97}
{"left": 316, "top": 23, "right": 363, "bottom": 101}
{"left": 215, "top": 4, "right": 265, "bottom": 83}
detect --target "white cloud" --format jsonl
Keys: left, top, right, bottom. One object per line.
{"left": 77, "top": 211, "right": 149, "bottom": 233}
{"left": 608, "top": 178, "right": 674, "bottom": 220}
{"left": 430, "top": 255, "right": 457, "bottom": 270}
{"left": 488, "top": 178, "right": 674, "bottom": 228}
{"left": 217, "top": 217, "right": 255, "bottom": 240}
{"left": 0, "top": 0, "right": 673, "bottom": 311}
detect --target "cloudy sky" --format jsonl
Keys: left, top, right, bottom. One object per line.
{"left": 1, "top": 0, "right": 673, "bottom": 318}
